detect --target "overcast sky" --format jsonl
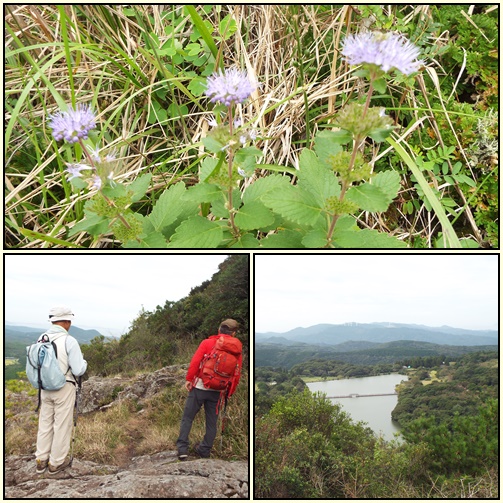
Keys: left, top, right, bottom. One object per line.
{"left": 5, "top": 254, "right": 228, "bottom": 337}
{"left": 255, "top": 254, "right": 498, "bottom": 333}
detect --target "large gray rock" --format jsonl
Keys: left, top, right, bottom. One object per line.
{"left": 78, "top": 364, "right": 187, "bottom": 413}
{"left": 5, "top": 453, "right": 248, "bottom": 499}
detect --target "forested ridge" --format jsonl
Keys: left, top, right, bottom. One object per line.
{"left": 255, "top": 350, "right": 498, "bottom": 498}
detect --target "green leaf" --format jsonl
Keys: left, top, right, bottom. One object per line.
{"left": 243, "top": 174, "right": 292, "bottom": 204}
{"left": 373, "top": 77, "right": 387, "bottom": 94}
{"left": 183, "top": 182, "right": 223, "bottom": 203}
{"left": 128, "top": 173, "right": 152, "bottom": 202}
{"left": 260, "top": 229, "right": 305, "bottom": 248}
{"left": 368, "top": 126, "right": 394, "bottom": 143}
{"left": 346, "top": 183, "right": 390, "bottom": 212}
{"left": 313, "top": 130, "right": 345, "bottom": 164}
{"left": 302, "top": 229, "right": 328, "bottom": 248}
{"left": 167, "top": 216, "right": 223, "bottom": 248}
{"left": 218, "top": 15, "right": 237, "bottom": 40}
{"left": 70, "top": 177, "right": 87, "bottom": 190}
{"left": 199, "top": 154, "right": 225, "bottom": 182}
{"left": 454, "top": 173, "right": 477, "bottom": 188}
{"left": 333, "top": 227, "right": 407, "bottom": 248}
{"left": 262, "top": 185, "right": 322, "bottom": 226}
{"left": 202, "top": 136, "right": 225, "bottom": 153}
{"left": 372, "top": 170, "right": 401, "bottom": 201}
{"left": 234, "top": 201, "right": 275, "bottom": 230}
{"left": 297, "top": 148, "right": 340, "bottom": 206}
{"left": 230, "top": 233, "right": 260, "bottom": 248}
{"left": 125, "top": 231, "right": 168, "bottom": 248}
{"left": 148, "top": 182, "right": 186, "bottom": 232}
{"left": 68, "top": 214, "right": 109, "bottom": 238}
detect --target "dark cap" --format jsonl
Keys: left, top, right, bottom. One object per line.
{"left": 219, "top": 319, "right": 239, "bottom": 331}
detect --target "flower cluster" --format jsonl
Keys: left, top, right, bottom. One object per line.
{"left": 342, "top": 31, "right": 422, "bottom": 75}
{"left": 64, "top": 146, "right": 117, "bottom": 190}
{"left": 205, "top": 67, "right": 257, "bottom": 106}
{"left": 48, "top": 104, "right": 97, "bottom": 143}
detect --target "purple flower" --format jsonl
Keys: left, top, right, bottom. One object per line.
{"left": 48, "top": 104, "right": 97, "bottom": 143}
{"left": 65, "top": 162, "right": 89, "bottom": 180}
{"left": 90, "top": 174, "right": 102, "bottom": 190}
{"left": 342, "top": 32, "right": 422, "bottom": 75}
{"left": 205, "top": 68, "right": 257, "bottom": 106}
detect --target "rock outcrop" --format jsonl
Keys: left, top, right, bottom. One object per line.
{"left": 5, "top": 452, "right": 249, "bottom": 499}
{"left": 78, "top": 364, "right": 188, "bottom": 413}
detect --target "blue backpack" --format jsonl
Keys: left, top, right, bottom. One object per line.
{"left": 26, "top": 334, "right": 69, "bottom": 410}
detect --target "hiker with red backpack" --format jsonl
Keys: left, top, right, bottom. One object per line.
{"left": 177, "top": 319, "right": 242, "bottom": 461}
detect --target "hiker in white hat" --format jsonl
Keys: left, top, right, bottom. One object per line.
{"left": 35, "top": 306, "right": 87, "bottom": 475}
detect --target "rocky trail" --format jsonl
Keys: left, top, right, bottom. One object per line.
{"left": 5, "top": 452, "right": 248, "bottom": 498}
{"left": 5, "top": 365, "right": 249, "bottom": 499}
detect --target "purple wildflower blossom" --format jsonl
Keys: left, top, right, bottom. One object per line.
{"left": 342, "top": 32, "right": 422, "bottom": 75}
{"left": 205, "top": 68, "right": 256, "bottom": 106}
{"left": 65, "top": 163, "right": 89, "bottom": 180}
{"left": 48, "top": 104, "right": 97, "bottom": 143}
{"left": 90, "top": 175, "right": 102, "bottom": 190}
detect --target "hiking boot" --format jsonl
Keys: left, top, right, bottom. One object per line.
{"left": 36, "top": 459, "right": 48, "bottom": 474}
{"left": 177, "top": 452, "right": 188, "bottom": 461}
{"left": 47, "top": 457, "right": 72, "bottom": 475}
{"left": 193, "top": 443, "right": 210, "bottom": 458}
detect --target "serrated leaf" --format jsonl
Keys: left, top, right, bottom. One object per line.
{"left": 234, "top": 201, "right": 275, "bottom": 230}
{"left": 302, "top": 229, "right": 328, "bottom": 248}
{"left": 125, "top": 231, "right": 168, "bottom": 248}
{"left": 167, "top": 216, "right": 223, "bottom": 248}
{"left": 260, "top": 229, "right": 305, "bottom": 248}
{"left": 372, "top": 170, "right": 401, "bottom": 201}
{"left": 373, "top": 77, "right": 387, "bottom": 94}
{"left": 183, "top": 182, "right": 223, "bottom": 203}
{"left": 148, "top": 182, "right": 186, "bottom": 232}
{"left": 243, "top": 174, "right": 292, "bottom": 204}
{"left": 333, "top": 227, "right": 407, "bottom": 248}
{"left": 129, "top": 173, "right": 152, "bottom": 202}
{"left": 230, "top": 233, "right": 260, "bottom": 248}
{"left": 313, "top": 130, "right": 345, "bottom": 164}
{"left": 368, "top": 126, "right": 394, "bottom": 142}
{"left": 262, "top": 185, "right": 322, "bottom": 226}
{"left": 68, "top": 214, "right": 109, "bottom": 237}
{"left": 346, "top": 183, "right": 390, "bottom": 212}
{"left": 298, "top": 148, "right": 340, "bottom": 206}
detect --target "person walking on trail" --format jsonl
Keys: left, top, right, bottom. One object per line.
{"left": 177, "top": 319, "right": 243, "bottom": 461}
{"left": 35, "top": 306, "right": 87, "bottom": 475}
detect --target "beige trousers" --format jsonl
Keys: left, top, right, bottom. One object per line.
{"left": 35, "top": 382, "right": 76, "bottom": 465}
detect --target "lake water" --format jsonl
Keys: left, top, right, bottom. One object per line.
{"left": 306, "top": 374, "right": 408, "bottom": 441}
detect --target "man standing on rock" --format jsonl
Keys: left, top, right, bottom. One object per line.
{"left": 177, "top": 319, "right": 242, "bottom": 460}
{"left": 35, "top": 306, "right": 87, "bottom": 475}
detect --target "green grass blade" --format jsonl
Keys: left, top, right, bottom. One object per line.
{"left": 387, "top": 136, "right": 462, "bottom": 248}
{"left": 185, "top": 6, "right": 219, "bottom": 63}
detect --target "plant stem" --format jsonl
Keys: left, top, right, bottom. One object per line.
{"left": 227, "top": 106, "right": 238, "bottom": 236}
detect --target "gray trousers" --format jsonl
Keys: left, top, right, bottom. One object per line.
{"left": 176, "top": 387, "right": 221, "bottom": 456}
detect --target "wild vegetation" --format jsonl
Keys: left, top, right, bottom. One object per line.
{"left": 255, "top": 351, "right": 498, "bottom": 497}
{"left": 5, "top": 255, "right": 249, "bottom": 464}
{"left": 5, "top": 5, "right": 498, "bottom": 248}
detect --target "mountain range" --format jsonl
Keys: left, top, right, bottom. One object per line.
{"left": 256, "top": 322, "right": 498, "bottom": 347}
{"left": 5, "top": 324, "right": 101, "bottom": 346}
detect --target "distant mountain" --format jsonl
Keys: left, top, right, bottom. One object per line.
{"left": 5, "top": 324, "right": 102, "bottom": 346}
{"left": 255, "top": 322, "right": 498, "bottom": 347}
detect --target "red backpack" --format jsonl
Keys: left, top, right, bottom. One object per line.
{"left": 200, "top": 336, "right": 242, "bottom": 391}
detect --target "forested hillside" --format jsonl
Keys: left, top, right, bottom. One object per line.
{"left": 255, "top": 350, "right": 498, "bottom": 498}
